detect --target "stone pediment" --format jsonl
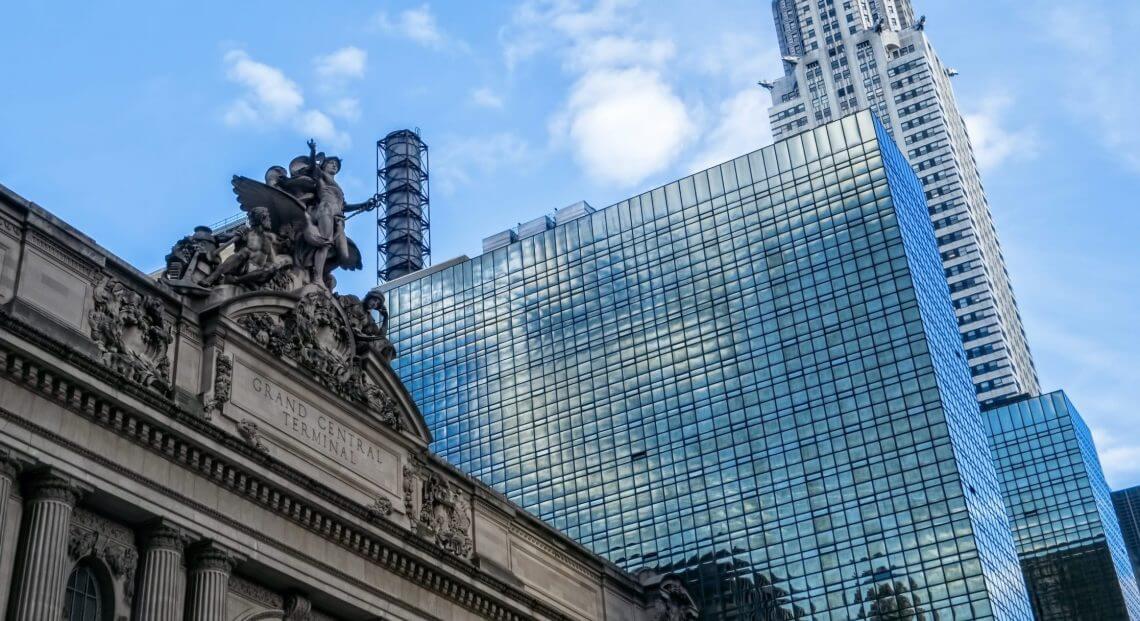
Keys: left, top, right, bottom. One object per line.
{"left": 203, "top": 286, "right": 431, "bottom": 447}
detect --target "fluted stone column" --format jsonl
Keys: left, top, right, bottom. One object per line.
{"left": 0, "top": 453, "right": 24, "bottom": 614}
{"left": 9, "top": 468, "right": 83, "bottom": 621}
{"left": 184, "top": 541, "right": 238, "bottom": 621}
{"left": 133, "top": 520, "right": 187, "bottom": 621}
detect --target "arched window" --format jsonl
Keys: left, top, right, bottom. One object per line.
{"left": 63, "top": 563, "right": 104, "bottom": 621}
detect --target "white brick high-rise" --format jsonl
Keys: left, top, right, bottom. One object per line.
{"left": 766, "top": 0, "right": 1039, "bottom": 407}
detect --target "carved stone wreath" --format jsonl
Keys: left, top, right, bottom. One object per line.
{"left": 89, "top": 274, "right": 171, "bottom": 390}
{"left": 236, "top": 291, "right": 402, "bottom": 431}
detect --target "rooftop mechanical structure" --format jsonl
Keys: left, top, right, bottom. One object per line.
{"left": 377, "top": 129, "right": 430, "bottom": 283}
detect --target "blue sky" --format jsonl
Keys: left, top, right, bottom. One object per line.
{"left": 2, "top": 1, "right": 1139, "bottom": 486}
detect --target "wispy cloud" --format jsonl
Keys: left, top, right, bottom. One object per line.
{"left": 963, "top": 92, "right": 1039, "bottom": 170}
{"left": 1043, "top": 4, "right": 1140, "bottom": 173}
{"left": 221, "top": 49, "right": 351, "bottom": 148}
{"left": 315, "top": 46, "right": 367, "bottom": 80}
{"left": 373, "top": 4, "right": 466, "bottom": 52}
{"left": 688, "top": 88, "right": 772, "bottom": 173}
{"left": 470, "top": 87, "right": 505, "bottom": 109}
{"left": 433, "top": 133, "right": 534, "bottom": 194}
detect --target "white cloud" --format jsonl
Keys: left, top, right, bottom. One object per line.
{"left": 434, "top": 133, "right": 533, "bottom": 194}
{"left": 471, "top": 87, "right": 504, "bottom": 109}
{"left": 553, "top": 67, "right": 694, "bottom": 187}
{"left": 963, "top": 93, "right": 1039, "bottom": 170}
{"left": 296, "top": 110, "right": 349, "bottom": 147}
{"left": 315, "top": 46, "right": 367, "bottom": 80}
{"left": 373, "top": 4, "right": 465, "bottom": 52}
{"left": 223, "top": 50, "right": 304, "bottom": 122}
{"left": 221, "top": 49, "right": 352, "bottom": 149}
{"left": 689, "top": 88, "right": 773, "bottom": 173}
{"left": 1044, "top": 5, "right": 1140, "bottom": 173}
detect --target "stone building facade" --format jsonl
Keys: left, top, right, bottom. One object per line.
{"left": 0, "top": 173, "right": 693, "bottom": 620}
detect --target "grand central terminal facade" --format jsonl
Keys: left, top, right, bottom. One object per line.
{"left": 0, "top": 146, "right": 696, "bottom": 621}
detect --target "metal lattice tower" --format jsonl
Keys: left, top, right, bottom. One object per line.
{"left": 376, "top": 129, "right": 430, "bottom": 283}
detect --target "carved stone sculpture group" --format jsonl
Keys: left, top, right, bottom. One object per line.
{"left": 164, "top": 140, "right": 376, "bottom": 296}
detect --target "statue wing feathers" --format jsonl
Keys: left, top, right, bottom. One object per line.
{"left": 231, "top": 176, "right": 308, "bottom": 229}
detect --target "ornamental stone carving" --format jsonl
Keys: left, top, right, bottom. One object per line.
{"left": 203, "top": 352, "right": 233, "bottom": 419}
{"left": 89, "top": 274, "right": 172, "bottom": 390}
{"left": 283, "top": 591, "right": 313, "bottom": 620}
{"left": 367, "top": 496, "right": 393, "bottom": 521}
{"left": 237, "top": 419, "right": 270, "bottom": 455}
{"left": 404, "top": 460, "right": 472, "bottom": 558}
{"left": 637, "top": 571, "right": 699, "bottom": 621}
{"left": 67, "top": 526, "right": 100, "bottom": 560}
{"left": 68, "top": 510, "right": 140, "bottom": 604}
{"left": 234, "top": 290, "right": 403, "bottom": 431}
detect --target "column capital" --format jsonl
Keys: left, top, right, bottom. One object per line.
{"left": 0, "top": 450, "right": 22, "bottom": 479}
{"left": 21, "top": 467, "right": 84, "bottom": 506}
{"left": 283, "top": 591, "right": 313, "bottom": 620}
{"left": 139, "top": 518, "right": 189, "bottom": 553}
{"left": 187, "top": 540, "right": 240, "bottom": 573}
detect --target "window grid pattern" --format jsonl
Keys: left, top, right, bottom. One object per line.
{"left": 388, "top": 112, "right": 1028, "bottom": 619}
{"left": 984, "top": 392, "right": 1140, "bottom": 620}
{"left": 64, "top": 564, "right": 103, "bottom": 621}
{"left": 1112, "top": 486, "right": 1140, "bottom": 585}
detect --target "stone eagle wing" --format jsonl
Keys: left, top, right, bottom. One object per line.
{"left": 231, "top": 175, "right": 308, "bottom": 230}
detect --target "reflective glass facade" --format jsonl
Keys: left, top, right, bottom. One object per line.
{"left": 385, "top": 111, "right": 1030, "bottom": 619}
{"left": 984, "top": 392, "right": 1140, "bottom": 620}
{"left": 1113, "top": 486, "right": 1140, "bottom": 584}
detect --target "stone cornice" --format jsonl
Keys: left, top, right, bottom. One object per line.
{"left": 0, "top": 309, "right": 602, "bottom": 620}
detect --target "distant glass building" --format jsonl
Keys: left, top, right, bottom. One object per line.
{"left": 1114, "top": 486, "right": 1140, "bottom": 584}
{"left": 984, "top": 392, "right": 1140, "bottom": 619}
{"left": 383, "top": 111, "right": 1031, "bottom": 618}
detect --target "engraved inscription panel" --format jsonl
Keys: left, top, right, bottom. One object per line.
{"left": 20, "top": 254, "right": 89, "bottom": 328}
{"left": 230, "top": 359, "right": 399, "bottom": 494}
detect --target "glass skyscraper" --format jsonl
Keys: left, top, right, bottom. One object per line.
{"left": 1113, "top": 486, "right": 1140, "bottom": 585}
{"left": 382, "top": 111, "right": 1030, "bottom": 618}
{"left": 984, "top": 392, "right": 1140, "bottom": 620}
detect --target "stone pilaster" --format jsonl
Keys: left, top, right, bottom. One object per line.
{"left": 0, "top": 452, "right": 24, "bottom": 614}
{"left": 133, "top": 520, "right": 187, "bottom": 621}
{"left": 9, "top": 468, "right": 83, "bottom": 621}
{"left": 184, "top": 541, "right": 238, "bottom": 621}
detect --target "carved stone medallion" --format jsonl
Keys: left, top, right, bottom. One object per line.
{"left": 88, "top": 274, "right": 171, "bottom": 390}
